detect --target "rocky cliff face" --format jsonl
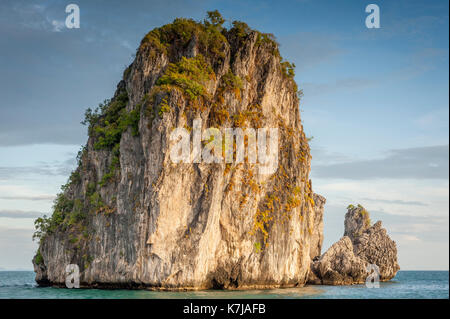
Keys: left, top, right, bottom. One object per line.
{"left": 309, "top": 193, "right": 326, "bottom": 260}
{"left": 33, "top": 14, "right": 326, "bottom": 290}
{"left": 308, "top": 205, "right": 400, "bottom": 285}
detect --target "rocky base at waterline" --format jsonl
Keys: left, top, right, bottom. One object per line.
{"left": 308, "top": 205, "right": 400, "bottom": 285}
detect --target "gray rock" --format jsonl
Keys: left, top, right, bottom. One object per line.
{"left": 310, "top": 236, "right": 367, "bottom": 285}
{"left": 309, "top": 205, "right": 400, "bottom": 285}
{"left": 344, "top": 204, "right": 371, "bottom": 241}
{"left": 33, "top": 18, "right": 325, "bottom": 290}
{"left": 309, "top": 193, "right": 326, "bottom": 260}
{"left": 353, "top": 220, "right": 400, "bottom": 281}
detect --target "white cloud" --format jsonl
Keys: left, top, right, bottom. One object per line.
{"left": 315, "top": 178, "right": 448, "bottom": 216}
{"left": 312, "top": 145, "right": 449, "bottom": 180}
{"left": 279, "top": 32, "right": 342, "bottom": 71}
{"left": 301, "top": 77, "right": 377, "bottom": 97}
{"left": 0, "top": 209, "right": 45, "bottom": 219}
{"left": 395, "top": 234, "right": 421, "bottom": 242}
{"left": 414, "top": 107, "right": 449, "bottom": 130}
{"left": 361, "top": 197, "right": 428, "bottom": 206}
{"left": 0, "top": 194, "right": 55, "bottom": 201}
{"left": 50, "top": 19, "right": 65, "bottom": 32}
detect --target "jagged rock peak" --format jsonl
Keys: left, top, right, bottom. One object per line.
{"left": 33, "top": 11, "right": 325, "bottom": 290}
{"left": 344, "top": 204, "right": 371, "bottom": 241}
{"left": 309, "top": 204, "right": 400, "bottom": 285}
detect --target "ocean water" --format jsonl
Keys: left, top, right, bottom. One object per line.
{"left": 0, "top": 271, "right": 448, "bottom": 299}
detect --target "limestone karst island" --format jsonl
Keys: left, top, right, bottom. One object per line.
{"left": 32, "top": 11, "right": 399, "bottom": 290}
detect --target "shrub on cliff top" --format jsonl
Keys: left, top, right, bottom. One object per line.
{"left": 139, "top": 10, "right": 296, "bottom": 95}
{"left": 230, "top": 21, "right": 252, "bottom": 38}
{"left": 204, "top": 10, "right": 225, "bottom": 29}
{"left": 227, "top": 21, "right": 280, "bottom": 58}
{"left": 140, "top": 12, "right": 227, "bottom": 60}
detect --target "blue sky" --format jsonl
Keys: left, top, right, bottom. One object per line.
{"left": 0, "top": 0, "right": 448, "bottom": 270}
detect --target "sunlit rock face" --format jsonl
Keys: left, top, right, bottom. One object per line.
{"left": 33, "top": 16, "right": 326, "bottom": 290}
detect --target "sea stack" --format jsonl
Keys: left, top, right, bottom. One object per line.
{"left": 33, "top": 12, "right": 326, "bottom": 289}
{"left": 308, "top": 204, "right": 400, "bottom": 285}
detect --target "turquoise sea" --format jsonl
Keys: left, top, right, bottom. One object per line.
{"left": 0, "top": 271, "right": 448, "bottom": 299}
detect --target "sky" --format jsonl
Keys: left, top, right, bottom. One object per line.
{"left": 0, "top": 0, "right": 448, "bottom": 270}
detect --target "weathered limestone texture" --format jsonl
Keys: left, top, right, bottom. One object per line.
{"left": 33, "top": 16, "right": 326, "bottom": 290}
{"left": 309, "top": 205, "right": 400, "bottom": 285}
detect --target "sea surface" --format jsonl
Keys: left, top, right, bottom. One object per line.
{"left": 0, "top": 271, "right": 448, "bottom": 299}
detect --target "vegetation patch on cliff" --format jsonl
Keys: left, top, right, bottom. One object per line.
{"left": 140, "top": 11, "right": 227, "bottom": 62}
{"left": 156, "top": 54, "right": 214, "bottom": 101}
{"left": 82, "top": 90, "right": 139, "bottom": 150}
{"left": 33, "top": 91, "right": 136, "bottom": 243}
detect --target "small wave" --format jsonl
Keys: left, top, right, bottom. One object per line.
{"left": 0, "top": 282, "right": 37, "bottom": 288}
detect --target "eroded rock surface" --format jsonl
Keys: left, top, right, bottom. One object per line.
{"left": 309, "top": 236, "right": 367, "bottom": 285}
{"left": 33, "top": 15, "right": 325, "bottom": 290}
{"left": 309, "top": 205, "right": 400, "bottom": 285}
{"left": 309, "top": 193, "right": 326, "bottom": 260}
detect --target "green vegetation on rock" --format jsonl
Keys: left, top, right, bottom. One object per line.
{"left": 140, "top": 11, "right": 227, "bottom": 61}
{"left": 221, "top": 69, "right": 243, "bottom": 91}
{"left": 281, "top": 60, "right": 295, "bottom": 78}
{"left": 156, "top": 54, "right": 214, "bottom": 101}
{"left": 34, "top": 250, "right": 43, "bottom": 265}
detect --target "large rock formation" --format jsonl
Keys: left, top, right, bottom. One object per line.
{"left": 309, "top": 205, "right": 400, "bottom": 285}
{"left": 33, "top": 13, "right": 326, "bottom": 290}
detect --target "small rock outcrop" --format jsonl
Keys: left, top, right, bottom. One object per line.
{"left": 309, "top": 205, "right": 400, "bottom": 285}
{"left": 308, "top": 236, "right": 367, "bottom": 285}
